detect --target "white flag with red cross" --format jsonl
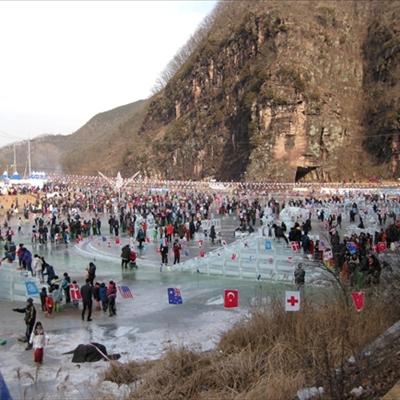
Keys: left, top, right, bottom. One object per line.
{"left": 285, "top": 291, "right": 300, "bottom": 312}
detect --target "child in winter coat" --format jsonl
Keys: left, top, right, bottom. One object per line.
{"left": 129, "top": 250, "right": 137, "bottom": 269}
{"left": 45, "top": 294, "right": 54, "bottom": 317}
{"left": 29, "top": 321, "right": 48, "bottom": 364}
{"left": 99, "top": 282, "right": 108, "bottom": 312}
{"left": 107, "top": 281, "right": 117, "bottom": 317}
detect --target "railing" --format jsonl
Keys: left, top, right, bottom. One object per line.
{"left": 173, "top": 230, "right": 324, "bottom": 284}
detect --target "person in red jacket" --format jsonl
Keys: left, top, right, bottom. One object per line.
{"left": 129, "top": 249, "right": 137, "bottom": 269}
{"left": 173, "top": 239, "right": 182, "bottom": 264}
{"left": 166, "top": 224, "right": 174, "bottom": 242}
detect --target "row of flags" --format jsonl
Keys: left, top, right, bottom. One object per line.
{"left": 24, "top": 282, "right": 365, "bottom": 312}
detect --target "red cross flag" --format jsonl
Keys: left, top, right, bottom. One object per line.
{"left": 224, "top": 289, "right": 239, "bottom": 308}
{"left": 285, "top": 291, "right": 300, "bottom": 312}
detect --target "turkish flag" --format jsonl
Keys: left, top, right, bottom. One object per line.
{"left": 351, "top": 291, "right": 365, "bottom": 312}
{"left": 224, "top": 289, "right": 239, "bottom": 308}
{"left": 376, "top": 242, "right": 387, "bottom": 253}
{"left": 231, "top": 253, "right": 237, "bottom": 261}
{"left": 199, "top": 250, "right": 205, "bottom": 257}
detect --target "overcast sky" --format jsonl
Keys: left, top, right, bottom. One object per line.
{"left": 0, "top": 0, "right": 217, "bottom": 146}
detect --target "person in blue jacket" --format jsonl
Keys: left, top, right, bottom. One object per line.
{"left": 99, "top": 282, "right": 108, "bottom": 312}
{"left": 22, "top": 247, "right": 33, "bottom": 276}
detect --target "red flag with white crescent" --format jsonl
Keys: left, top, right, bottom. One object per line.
{"left": 224, "top": 289, "right": 239, "bottom": 308}
{"left": 351, "top": 291, "right": 365, "bottom": 312}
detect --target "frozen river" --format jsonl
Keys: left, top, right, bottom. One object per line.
{"left": 0, "top": 215, "right": 306, "bottom": 399}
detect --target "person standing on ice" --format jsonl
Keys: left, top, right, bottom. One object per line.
{"left": 209, "top": 225, "right": 216, "bottom": 245}
{"left": 29, "top": 321, "right": 48, "bottom": 364}
{"left": 294, "top": 263, "right": 305, "bottom": 291}
{"left": 173, "top": 239, "right": 181, "bottom": 264}
{"left": 107, "top": 281, "right": 117, "bottom": 317}
{"left": 80, "top": 279, "right": 93, "bottom": 321}
{"left": 160, "top": 236, "right": 169, "bottom": 267}
{"left": 13, "top": 298, "right": 36, "bottom": 350}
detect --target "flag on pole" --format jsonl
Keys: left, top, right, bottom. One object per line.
{"left": 376, "top": 242, "right": 387, "bottom": 253}
{"left": 346, "top": 242, "right": 357, "bottom": 254}
{"left": 70, "top": 284, "right": 82, "bottom": 302}
{"left": 25, "top": 281, "right": 39, "bottom": 297}
{"left": 118, "top": 286, "right": 133, "bottom": 299}
{"left": 351, "top": 291, "right": 365, "bottom": 312}
{"left": 264, "top": 240, "right": 272, "bottom": 251}
{"left": 168, "top": 288, "right": 183, "bottom": 304}
{"left": 224, "top": 289, "right": 239, "bottom": 308}
{"left": 290, "top": 241, "right": 300, "bottom": 251}
{"left": 285, "top": 291, "right": 300, "bottom": 312}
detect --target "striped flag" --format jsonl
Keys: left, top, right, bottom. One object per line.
{"left": 118, "top": 285, "right": 133, "bottom": 299}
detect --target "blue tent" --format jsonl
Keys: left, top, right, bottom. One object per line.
{"left": 0, "top": 371, "right": 12, "bottom": 400}
{"left": 10, "top": 171, "right": 20, "bottom": 180}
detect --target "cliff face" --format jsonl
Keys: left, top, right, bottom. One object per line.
{"left": 363, "top": 1, "right": 400, "bottom": 177}
{"left": 128, "top": 0, "right": 399, "bottom": 182}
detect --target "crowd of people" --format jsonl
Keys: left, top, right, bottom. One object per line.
{"left": 2, "top": 175, "right": 399, "bottom": 368}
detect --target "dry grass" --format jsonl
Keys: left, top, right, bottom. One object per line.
{"left": 104, "top": 292, "right": 400, "bottom": 400}
{"left": 103, "top": 360, "right": 151, "bottom": 386}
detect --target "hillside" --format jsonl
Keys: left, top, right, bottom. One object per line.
{"left": 0, "top": 100, "right": 147, "bottom": 176}
{"left": 0, "top": 0, "right": 399, "bottom": 181}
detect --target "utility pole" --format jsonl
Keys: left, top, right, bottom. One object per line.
{"left": 13, "top": 143, "right": 17, "bottom": 174}
{"left": 27, "top": 139, "right": 32, "bottom": 178}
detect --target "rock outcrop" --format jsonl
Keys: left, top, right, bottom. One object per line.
{"left": 131, "top": 0, "right": 399, "bottom": 181}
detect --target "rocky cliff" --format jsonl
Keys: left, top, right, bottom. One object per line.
{"left": 0, "top": 0, "right": 398, "bottom": 182}
{"left": 126, "top": 0, "right": 399, "bottom": 182}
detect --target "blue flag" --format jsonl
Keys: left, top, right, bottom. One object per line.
{"left": 264, "top": 240, "right": 272, "bottom": 251}
{"left": 168, "top": 288, "right": 182, "bottom": 304}
{"left": 25, "top": 281, "right": 39, "bottom": 297}
{"left": 346, "top": 242, "right": 357, "bottom": 255}
{"left": 0, "top": 371, "right": 12, "bottom": 400}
